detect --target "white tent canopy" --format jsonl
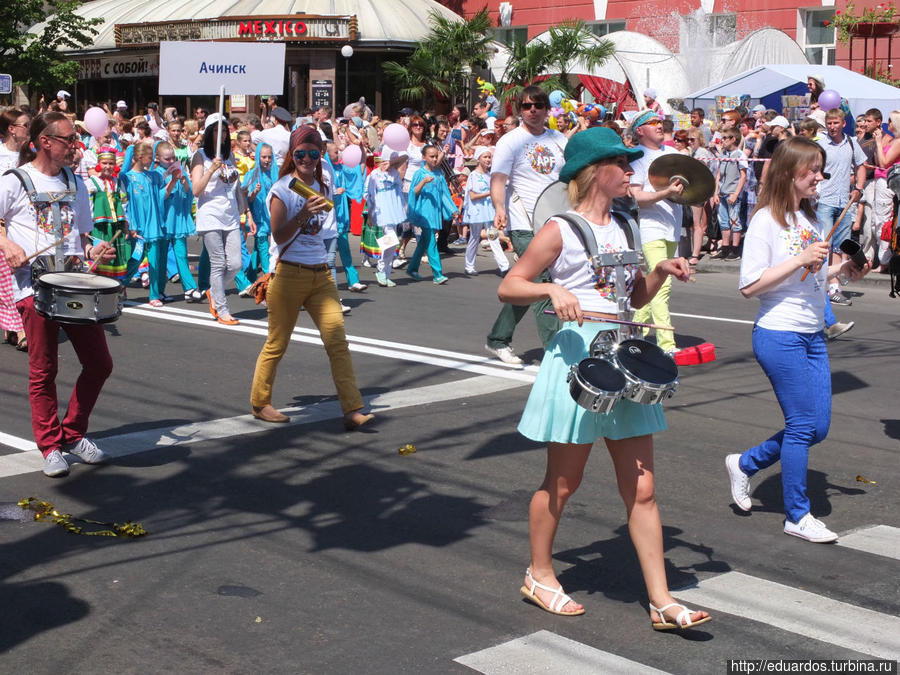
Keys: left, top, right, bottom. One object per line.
{"left": 686, "top": 64, "right": 900, "bottom": 120}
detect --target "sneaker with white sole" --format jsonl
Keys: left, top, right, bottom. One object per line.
{"left": 784, "top": 513, "right": 838, "bottom": 543}
{"left": 725, "top": 454, "right": 751, "bottom": 511}
{"left": 340, "top": 302, "right": 351, "bottom": 314}
{"left": 375, "top": 272, "right": 388, "bottom": 287}
{"left": 43, "top": 449, "right": 69, "bottom": 477}
{"left": 485, "top": 344, "right": 523, "bottom": 366}
{"left": 62, "top": 437, "right": 108, "bottom": 464}
{"left": 828, "top": 289, "right": 851, "bottom": 306}
{"left": 392, "top": 257, "right": 407, "bottom": 269}
{"left": 824, "top": 321, "right": 854, "bottom": 340}
{"left": 348, "top": 282, "right": 368, "bottom": 292}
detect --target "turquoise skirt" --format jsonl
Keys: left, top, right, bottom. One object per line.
{"left": 518, "top": 322, "right": 667, "bottom": 444}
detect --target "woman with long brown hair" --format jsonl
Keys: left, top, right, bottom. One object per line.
{"left": 726, "top": 136, "right": 868, "bottom": 542}
{"left": 249, "top": 127, "right": 374, "bottom": 430}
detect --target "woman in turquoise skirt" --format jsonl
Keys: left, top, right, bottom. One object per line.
{"left": 497, "top": 127, "right": 710, "bottom": 631}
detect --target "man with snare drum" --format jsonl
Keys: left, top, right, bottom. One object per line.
{"left": 0, "top": 112, "right": 115, "bottom": 478}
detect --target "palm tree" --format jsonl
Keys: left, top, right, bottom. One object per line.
{"left": 500, "top": 20, "right": 615, "bottom": 103}
{"left": 384, "top": 8, "right": 493, "bottom": 110}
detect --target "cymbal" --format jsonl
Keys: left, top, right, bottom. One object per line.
{"left": 648, "top": 154, "right": 715, "bottom": 205}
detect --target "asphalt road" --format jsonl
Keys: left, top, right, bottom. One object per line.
{"left": 1, "top": 241, "right": 898, "bottom": 674}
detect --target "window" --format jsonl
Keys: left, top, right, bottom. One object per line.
{"left": 586, "top": 20, "right": 626, "bottom": 38}
{"left": 799, "top": 9, "right": 835, "bottom": 65}
{"left": 681, "top": 12, "right": 736, "bottom": 48}
{"left": 491, "top": 26, "right": 527, "bottom": 47}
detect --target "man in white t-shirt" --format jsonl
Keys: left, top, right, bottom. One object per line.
{"left": 485, "top": 86, "right": 567, "bottom": 365}
{"left": 0, "top": 112, "right": 116, "bottom": 478}
{"left": 629, "top": 110, "right": 686, "bottom": 355}
{"left": 257, "top": 106, "right": 292, "bottom": 170}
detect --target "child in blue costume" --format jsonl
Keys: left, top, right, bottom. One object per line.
{"left": 325, "top": 143, "right": 366, "bottom": 292}
{"left": 122, "top": 141, "right": 169, "bottom": 306}
{"left": 406, "top": 145, "right": 458, "bottom": 284}
{"left": 365, "top": 148, "right": 408, "bottom": 287}
{"left": 237, "top": 141, "right": 277, "bottom": 287}
{"left": 153, "top": 141, "right": 202, "bottom": 302}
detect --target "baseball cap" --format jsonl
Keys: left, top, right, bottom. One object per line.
{"left": 752, "top": 104, "right": 766, "bottom": 113}
{"left": 116, "top": 100, "right": 127, "bottom": 109}
{"left": 57, "top": 90, "right": 71, "bottom": 99}
{"left": 204, "top": 112, "right": 225, "bottom": 129}
{"left": 769, "top": 115, "right": 790, "bottom": 129}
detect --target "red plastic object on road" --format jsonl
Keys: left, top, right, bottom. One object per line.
{"left": 674, "top": 342, "right": 716, "bottom": 366}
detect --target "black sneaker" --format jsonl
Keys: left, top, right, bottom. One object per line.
{"left": 829, "top": 289, "right": 852, "bottom": 306}
{"left": 710, "top": 248, "right": 728, "bottom": 260}
{"left": 726, "top": 249, "right": 740, "bottom": 260}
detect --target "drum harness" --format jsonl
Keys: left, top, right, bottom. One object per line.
{"left": 549, "top": 203, "right": 644, "bottom": 355}
{"left": 3, "top": 166, "right": 79, "bottom": 281}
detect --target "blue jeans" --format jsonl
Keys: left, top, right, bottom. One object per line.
{"left": 739, "top": 326, "right": 831, "bottom": 523}
{"left": 816, "top": 201, "right": 856, "bottom": 254}
{"left": 717, "top": 196, "right": 741, "bottom": 232}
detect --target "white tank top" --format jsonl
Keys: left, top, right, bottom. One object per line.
{"left": 547, "top": 210, "right": 637, "bottom": 314}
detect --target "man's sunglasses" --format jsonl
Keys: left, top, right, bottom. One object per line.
{"left": 293, "top": 149, "right": 321, "bottom": 161}
{"left": 520, "top": 102, "right": 546, "bottom": 111}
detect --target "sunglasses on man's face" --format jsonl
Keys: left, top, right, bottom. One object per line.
{"left": 293, "top": 149, "right": 321, "bottom": 161}
{"left": 520, "top": 102, "right": 546, "bottom": 111}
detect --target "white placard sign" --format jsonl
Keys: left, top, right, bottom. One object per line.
{"left": 158, "top": 41, "right": 285, "bottom": 95}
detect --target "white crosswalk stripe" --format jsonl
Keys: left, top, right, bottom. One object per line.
{"left": 837, "top": 525, "right": 900, "bottom": 561}
{"left": 673, "top": 571, "right": 900, "bottom": 660}
{"left": 454, "top": 630, "right": 672, "bottom": 675}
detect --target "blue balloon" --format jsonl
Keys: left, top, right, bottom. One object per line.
{"left": 549, "top": 90, "right": 566, "bottom": 108}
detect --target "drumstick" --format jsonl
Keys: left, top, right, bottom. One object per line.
{"left": 800, "top": 201, "right": 853, "bottom": 281}
{"left": 24, "top": 236, "right": 67, "bottom": 263}
{"left": 544, "top": 309, "right": 674, "bottom": 331}
{"left": 85, "top": 230, "right": 121, "bottom": 273}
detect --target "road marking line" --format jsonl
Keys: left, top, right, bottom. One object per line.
{"left": 838, "top": 525, "right": 900, "bottom": 561}
{"left": 0, "top": 431, "right": 36, "bottom": 452}
{"left": 454, "top": 630, "right": 671, "bottom": 675}
{"left": 0, "top": 375, "right": 525, "bottom": 478}
{"left": 673, "top": 571, "right": 900, "bottom": 660}
{"left": 123, "top": 304, "right": 538, "bottom": 384}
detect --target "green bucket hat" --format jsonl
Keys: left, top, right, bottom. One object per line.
{"left": 558, "top": 127, "right": 644, "bottom": 184}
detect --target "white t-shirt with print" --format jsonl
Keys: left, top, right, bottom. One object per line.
{"left": 629, "top": 144, "right": 682, "bottom": 243}
{"left": 491, "top": 126, "right": 567, "bottom": 232}
{"left": 266, "top": 175, "right": 328, "bottom": 266}
{"left": 739, "top": 206, "right": 826, "bottom": 332}
{"left": 193, "top": 151, "right": 242, "bottom": 233}
{"left": 0, "top": 163, "right": 92, "bottom": 301}
{"left": 547, "top": 211, "right": 637, "bottom": 315}
{"left": 0, "top": 145, "right": 20, "bottom": 173}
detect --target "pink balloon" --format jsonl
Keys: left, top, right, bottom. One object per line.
{"left": 341, "top": 144, "right": 362, "bottom": 168}
{"left": 84, "top": 106, "right": 109, "bottom": 138}
{"left": 818, "top": 89, "right": 841, "bottom": 111}
{"left": 383, "top": 123, "right": 410, "bottom": 152}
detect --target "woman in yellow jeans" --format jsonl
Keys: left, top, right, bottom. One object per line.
{"left": 250, "top": 127, "right": 374, "bottom": 430}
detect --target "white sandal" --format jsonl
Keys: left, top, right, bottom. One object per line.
{"left": 649, "top": 602, "right": 712, "bottom": 631}
{"left": 519, "top": 568, "right": 585, "bottom": 616}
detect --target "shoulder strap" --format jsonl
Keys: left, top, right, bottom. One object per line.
{"left": 552, "top": 211, "right": 599, "bottom": 258}
{"left": 4, "top": 167, "right": 37, "bottom": 197}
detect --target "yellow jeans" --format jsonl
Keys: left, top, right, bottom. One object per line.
{"left": 633, "top": 239, "right": 677, "bottom": 353}
{"left": 250, "top": 262, "right": 364, "bottom": 414}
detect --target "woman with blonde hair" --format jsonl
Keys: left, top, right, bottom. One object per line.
{"left": 498, "top": 127, "right": 709, "bottom": 630}
{"left": 725, "top": 136, "right": 869, "bottom": 542}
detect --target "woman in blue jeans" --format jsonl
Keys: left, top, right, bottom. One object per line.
{"left": 726, "top": 137, "right": 868, "bottom": 543}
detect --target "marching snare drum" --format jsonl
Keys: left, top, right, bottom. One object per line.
{"left": 33, "top": 272, "right": 123, "bottom": 324}
{"left": 612, "top": 339, "right": 678, "bottom": 405}
{"left": 567, "top": 357, "right": 627, "bottom": 414}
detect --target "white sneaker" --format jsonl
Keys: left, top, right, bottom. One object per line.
{"left": 391, "top": 257, "right": 407, "bottom": 269}
{"left": 62, "top": 437, "right": 108, "bottom": 464}
{"left": 824, "top": 321, "right": 854, "bottom": 340}
{"left": 362, "top": 259, "right": 372, "bottom": 268}
{"left": 485, "top": 344, "right": 523, "bottom": 366}
{"left": 348, "top": 282, "right": 368, "bottom": 293}
{"left": 238, "top": 287, "right": 253, "bottom": 298}
{"left": 340, "top": 302, "right": 351, "bottom": 314}
{"left": 43, "top": 449, "right": 69, "bottom": 477}
{"left": 784, "top": 513, "right": 838, "bottom": 543}
{"left": 725, "top": 454, "right": 751, "bottom": 511}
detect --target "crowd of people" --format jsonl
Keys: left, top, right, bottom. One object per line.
{"left": 0, "top": 73, "right": 892, "bottom": 629}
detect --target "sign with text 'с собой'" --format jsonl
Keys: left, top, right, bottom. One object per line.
{"left": 158, "top": 41, "right": 285, "bottom": 95}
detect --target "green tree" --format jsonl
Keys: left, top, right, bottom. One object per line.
{"left": 0, "top": 0, "right": 101, "bottom": 95}
{"left": 384, "top": 8, "right": 493, "bottom": 109}
{"left": 500, "top": 20, "right": 615, "bottom": 103}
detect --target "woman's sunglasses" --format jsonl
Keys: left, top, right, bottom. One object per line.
{"left": 293, "top": 149, "right": 321, "bottom": 161}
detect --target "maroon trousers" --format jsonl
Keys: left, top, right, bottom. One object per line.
{"left": 17, "top": 295, "right": 113, "bottom": 456}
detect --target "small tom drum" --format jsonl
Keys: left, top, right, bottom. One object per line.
{"left": 33, "top": 272, "right": 123, "bottom": 324}
{"left": 613, "top": 339, "right": 678, "bottom": 405}
{"left": 568, "top": 357, "right": 627, "bottom": 414}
